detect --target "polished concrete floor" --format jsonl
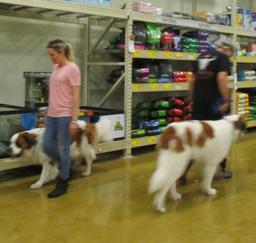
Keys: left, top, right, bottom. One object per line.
{"left": 1, "top": 134, "right": 256, "bottom": 243}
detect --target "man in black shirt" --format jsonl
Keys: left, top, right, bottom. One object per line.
{"left": 181, "top": 42, "right": 234, "bottom": 183}
{"left": 192, "top": 43, "right": 232, "bottom": 120}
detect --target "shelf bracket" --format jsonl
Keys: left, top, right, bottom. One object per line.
{"left": 98, "top": 72, "right": 125, "bottom": 107}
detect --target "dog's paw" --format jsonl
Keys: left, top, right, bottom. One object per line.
{"left": 171, "top": 193, "right": 182, "bottom": 201}
{"left": 204, "top": 188, "right": 217, "bottom": 196}
{"left": 81, "top": 171, "right": 91, "bottom": 177}
{"left": 30, "top": 181, "right": 43, "bottom": 189}
{"left": 155, "top": 205, "right": 166, "bottom": 213}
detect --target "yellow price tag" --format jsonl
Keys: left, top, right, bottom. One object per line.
{"left": 176, "top": 52, "right": 183, "bottom": 58}
{"left": 147, "top": 137, "right": 156, "bottom": 144}
{"left": 150, "top": 83, "right": 159, "bottom": 91}
{"left": 133, "top": 50, "right": 141, "bottom": 57}
{"left": 132, "top": 139, "right": 141, "bottom": 146}
{"left": 175, "top": 84, "right": 183, "bottom": 90}
{"left": 148, "top": 50, "right": 157, "bottom": 58}
{"left": 133, "top": 84, "right": 141, "bottom": 92}
{"left": 165, "top": 51, "right": 172, "bottom": 58}
{"left": 163, "top": 83, "right": 171, "bottom": 90}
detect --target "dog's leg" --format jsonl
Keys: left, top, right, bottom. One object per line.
{"left": 170, "top": 182, "right": 182, "bottom": 201}
{"left": 153, "top": 183, "right": 172, "bottom": 213}
{"left": 49, "top": 163, "right": 59, "bottom": 181}
{"left": 30, "top": 162, "right": 51, "bottom": 189}
{"left": 81, "top": 149, "right": 95, "bottom": 177}
{"left": 201, "top": 163, "right": 218, "bottom": 196}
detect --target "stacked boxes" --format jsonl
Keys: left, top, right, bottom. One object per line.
{"left": 235, "top": 92, "right": 249, "bottom": 118}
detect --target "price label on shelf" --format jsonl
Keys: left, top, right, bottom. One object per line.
{"left": 132, "top": 139, "right": 141, "bottom": 147}
{"left": 150, "top": 83, "right": 159, "bottom": 91}
{"left": 147, "top": 136, "right": 156, "bottom": 144}
{"left": 165, "top": 51, "right": 172, "bottom": 58}
{"left": 148, "top": 51, "right": 157, "bottom": 58}
{"left": 163, "top": 83, "right": 172, "bottom": 90}
{"left": 175, "top": 84, "right": 183, "bottom": 90}
{"left": 133, "top": 84, "right": 142, "bottom": 92}
{"left": 133, "top": 50, "right": 141, "bottom": 57}
{"left": 188, "top": 55, "right": 196, "bottom": 60}
{"left": 175, "top": 53, "right": 183, "bottom": 58}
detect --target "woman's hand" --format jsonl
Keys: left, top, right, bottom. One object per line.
{"left": 69, "top": 121, "right": 79, "bottom": 136}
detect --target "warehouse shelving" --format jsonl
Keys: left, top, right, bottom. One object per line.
{"left": 131, "top": 135, "right": 160, "bottom": 148}
{"left": 132, "top": 83, "right": 189, "bottom": 93}
{"left": 0, "top": 0, "right": 131, "bottom": 170}
{"left": 132, "top": 50, "right": 198, "bottom": 61}
{"left": 237, "top": 81, "right": 256, "bottom": 89}
{"left": 1, "top": 0, "right": 256, "bottom": 171}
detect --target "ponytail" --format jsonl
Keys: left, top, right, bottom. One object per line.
{"left": 47, "top": 39, "right": 75, "bottom": 61}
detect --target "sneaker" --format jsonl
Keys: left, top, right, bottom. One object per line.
{"left": 222, "top": 171, "right": 232, "bottom": 179}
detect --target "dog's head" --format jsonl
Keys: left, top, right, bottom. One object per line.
{"left": 224, "top": 114, "right": 246, "bottom": 140}
{"left": 9, "top": 132, "right": 38, "bottom": 158}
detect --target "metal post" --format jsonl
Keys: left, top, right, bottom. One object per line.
{"left": 192, "top": 0, "right": 197, "bottom": 13}
{"left": 231, "top": 0, "right": 237, "bottom": 114}
{"left": 81, "top": 18, "right": 90, "bottom": 105}
{"left": 123, "top": 0, "right": 134, "bottom": 157}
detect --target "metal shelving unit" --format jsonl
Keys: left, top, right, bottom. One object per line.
{"left": 1, "top": 0, "right": 256, "bottom": 170}
{"left": 0, "top": 0, "right": 131, "bottom": 170}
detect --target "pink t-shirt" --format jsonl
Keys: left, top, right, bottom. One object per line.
{"left": 48, "top": 62, "right": 81, "bottom": 117}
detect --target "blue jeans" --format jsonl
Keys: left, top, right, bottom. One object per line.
{"left": 43, "top": 117, "right": 72, "bottom": 180}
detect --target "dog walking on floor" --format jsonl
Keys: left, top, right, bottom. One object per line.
{"left": 9, "top": 118, "right": 113, "bottom": 189}
{"left": 148, "top": 115, "right": 246, "bottom": 213}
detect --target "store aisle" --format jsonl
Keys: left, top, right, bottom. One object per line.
{"left": 1, "top": 134, "right": 256, "bottom": 243}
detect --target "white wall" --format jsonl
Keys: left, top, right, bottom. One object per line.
{"left": 0, "top": 16, "right": 83, "bottom": 106}
{"left": 1, "top": 0, "right": 255, "bottom": 108}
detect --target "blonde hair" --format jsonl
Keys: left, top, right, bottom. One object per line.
{"left": 47, "top": 39, "right": 75, "bottom": 61}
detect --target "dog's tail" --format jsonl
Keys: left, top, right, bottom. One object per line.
{"left": 148, "top": 150, "right": 187, "bottom": 194}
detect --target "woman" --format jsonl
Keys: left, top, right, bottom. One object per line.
{"left": 43, "top": 39, "right": 81, "bottom": 198}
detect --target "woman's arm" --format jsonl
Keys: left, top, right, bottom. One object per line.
{"left": 71, "top": 85, "right": 80, "bottom": 121}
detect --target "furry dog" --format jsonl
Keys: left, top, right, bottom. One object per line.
{"left": 149, "top": 115, "right": 246, "bottom": 213}
{"left": 9, "top": 118, "right": 113, "bottom": 189}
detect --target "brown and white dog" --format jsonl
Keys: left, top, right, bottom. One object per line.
{"left": 149, "top": 115, "right": 246, "bottom": 213}
{"left": 9, "top": 118, "right": 113, "bottom": 189}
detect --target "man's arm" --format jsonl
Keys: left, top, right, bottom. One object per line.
{"left": 217, "top": 71, "right": 230, "bottom": 112}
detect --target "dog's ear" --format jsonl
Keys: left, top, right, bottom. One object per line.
{"left": 71, "top": 127, "right": 84, "bottom": 146}
{"left": 84, "top": 123, "right": 98, "bottom": 148}
{"left": 21, "top": 132, "right": 38, "bottom": 147}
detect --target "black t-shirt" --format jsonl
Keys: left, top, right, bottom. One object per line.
{"left": 193, "top": 49, "right": 231, "bottom": 101}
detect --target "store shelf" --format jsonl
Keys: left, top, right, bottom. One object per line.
{"left": 131, "top": 135, "right": 160, "bottom": 148}
{"left": 0, "top": 158, "right": 37, "bottom": 171}
{"left": 237, "top": 81, "right": 256, "bottom": 89}
{"left": 132, "top": 11, "right": 234, "bottom": 34}
{"left": 246, "top": 120, "right": 256, "bottom": 128}
{"left": 97, "top": 139, "right": 127, "bottom": 153}
{"left": 0, "top": 140, "right": 128, "bottom": 171}
{"left": 132, "top": 83, "right": 189, "bottom": 93}
{"left": 0, "top": 0, "right": 127, "bottom": 19}
{"left": 236, "top": 28, "right": 256, "bottom": 37}
{"left": 132, "top": 50, "right": 198, "bottom": 60}
{"left": 235, "top": 56, "right": 256, "bottom": 63}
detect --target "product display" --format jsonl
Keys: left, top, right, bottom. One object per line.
{"left": 235, "top": 93, "right": 249, "bottom": 118}
{"left": 237, "top": 70, "right": 256, "bottom": 81}
{"left": 145, "top": 23, "right": 161, "bottom": 50}
{"left": 63, "top": 0, "right": 110, "bottom": 7}
{"left": 132, "top": 97, "right": 191, "bottom": 138}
